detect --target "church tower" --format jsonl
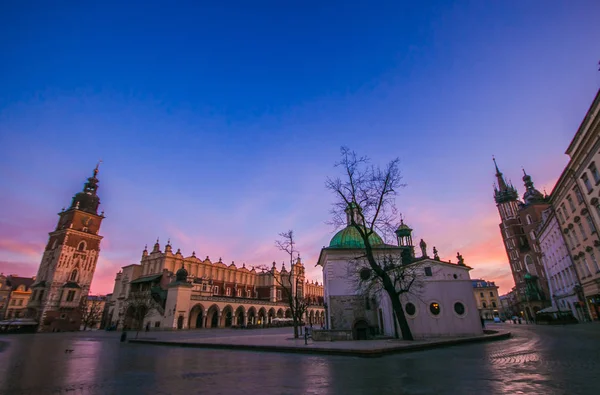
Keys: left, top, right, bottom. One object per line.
{"left": 493, "top": 158, "right": 549, "bottom": 321}
{"left": 28, "top": 164, "right": 105, "bottom": 332}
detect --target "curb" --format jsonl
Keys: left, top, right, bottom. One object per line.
{"left": 128, "top": 331, "right": 511, "bottom": 358}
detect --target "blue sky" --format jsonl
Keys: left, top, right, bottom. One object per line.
{"left": 1, "top": 1, "right": 599, "bottom": 294}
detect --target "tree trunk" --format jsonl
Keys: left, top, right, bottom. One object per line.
{"left": 386, "top": 285, "right": 413, "bottom": 341}
{"left": 292, "top": 317, "right": 299, "bottom": 338}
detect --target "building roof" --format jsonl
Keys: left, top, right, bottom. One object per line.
{"left": 6, "top": 276, "right": 35, "bottom": 291}
{"left": 471, "top": 279, "right": 497, "bottom": 289}
{"left": 130, "top": 274, "right": 163, "bottom": 284}
{"left": 329, "top": 226, "right": 384, "bottom": 248}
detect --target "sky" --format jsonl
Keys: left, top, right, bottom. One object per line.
{"left": 1, "top": 1, "right": 600, "bottom": 295}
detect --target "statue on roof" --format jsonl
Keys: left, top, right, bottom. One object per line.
{"left": 456, "top": 252, "right": 465, "bottom": 266}
{"left": 419, "top": 239, "right": 427, "bottom": 258}
{"left": 433, "top": 246, "right": 439, "bottom": 260}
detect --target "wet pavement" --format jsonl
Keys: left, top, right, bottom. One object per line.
{"left": 0, "top": 323, "right": 599, "bottom": 394}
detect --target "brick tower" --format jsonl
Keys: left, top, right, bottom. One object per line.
{"left": 27, "top": 164, "right": 105, "bottom": 332}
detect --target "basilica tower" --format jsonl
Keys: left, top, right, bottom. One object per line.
{"left": 493, "top": 158, "right": 550, "bottom": 321}
{"left": 28, "top": 164, "right": 105, "bottom": 332}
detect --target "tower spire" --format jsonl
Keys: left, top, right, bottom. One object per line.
{"left": 492, "top": 157, "right": 518, "bottom": 204}
{"left": 492, "top": 156, "right": 507, "bottom": 191}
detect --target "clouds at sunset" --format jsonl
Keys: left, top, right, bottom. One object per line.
{"left": 2, "top": 1, "right": 600, "bottom": 297}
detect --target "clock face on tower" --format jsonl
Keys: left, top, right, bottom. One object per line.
{"left": 82, "top": 217, "right": 93, "bottom": 227}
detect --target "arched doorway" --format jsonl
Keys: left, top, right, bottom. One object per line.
{"left": 285, "top": 309, "right": 292, "bottom": 318}
{"left": 221, "top": 305, "right": 233, "bottom": 327}
{"left": 189, "top": 304, "right": 205, "bottom": 329}
{"left": 207, "top": 305, "right": 220, "bottom": 328}
{"left": 247, "top": 307, "right": 257, "bottom": 325}
{"left": 258, "top": 308, "right": 267, "bottom": 326}
{"left": 177, "top": 316, "right": 184, "bottom": 330}
{"left": 268, "top": 308, "right": 276, "bottom": 324}
{"left": 353, "top": 319, "right": 369, "bottom": 340}
{"left": 235, "top": 306, "right": 245, "bottom": 326}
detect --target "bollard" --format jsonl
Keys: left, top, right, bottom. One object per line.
{"left": 304, "top": 331, "right": 308, "bottom": 345}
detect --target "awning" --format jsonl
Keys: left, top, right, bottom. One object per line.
{"left": 0, "top": 319, "right": 38, "bottom": 326}
{"left": 130, "top": 274, "right": 162, "bottom": 284}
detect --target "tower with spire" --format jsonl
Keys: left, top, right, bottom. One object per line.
{"left": 491, "top": 158, "right": 550, "bottom": 321}
{"left": 27, "top": 164, "right": 106, "bottom": 332}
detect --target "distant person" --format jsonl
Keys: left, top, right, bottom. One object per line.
{"left": 145, "top": 322, "right": 150, "bottom": 332}
{"left": 480, "top": 317, "right": 485, "bottom": 328}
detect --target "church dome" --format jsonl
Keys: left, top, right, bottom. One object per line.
{"left": 329, "top": 226, "right": 384, "bottom": 248}
{"left": 175, "top": 265, "right": 188, "bottom": 282}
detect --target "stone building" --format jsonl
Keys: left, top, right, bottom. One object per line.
{"left": 536, "top": 207, "right": 587, "bottom": 321}
{"left": 107, "top": 241, "right": 325, "bottom": 330}
{"left": 318, "top": 205, "right": 482, "bottom": 340}
{"left": 471, "top": 279, "right": 500, "bottom": 320}
{"left": 0, "top": 275, "right": 35, "bottom": 320}
{"left": 549, "top": 88, "right": 600, "bottom": 320}
{"left": 493, "top": 159, "right": 551, "bottom": 321}
{"left": 26, "top": 164, "right": 105, "bottom": 332}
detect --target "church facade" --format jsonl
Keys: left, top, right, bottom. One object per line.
{"left": 27, "top": 165, "right": 105, "bottom": 332}
{"left": 318, "top": 208, "right": 483, "bottom": 340}
{"left": 107, "top": 242, "right": 325, "bottom": 331}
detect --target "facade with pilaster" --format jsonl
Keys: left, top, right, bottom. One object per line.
{"left": 107, "top": 241, "right": 324, "bottom": 330}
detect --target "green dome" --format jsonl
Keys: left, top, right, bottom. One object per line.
{"left": 329, "top": 226, "right": 384, "bottom": 248}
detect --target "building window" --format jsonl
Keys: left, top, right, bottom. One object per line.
{"left": 561, "top": 203, "right": 569, "bottom": 218}
{"left": 277, "top": 290, "right": 282, "bottom": 300}
{"left": 590, "top": 162, "right": 600, "bottom": 184}
{"left": 480, "top": 292, "right": 484, "bottom": 297}
{"left": 581, "top": 256, "right": 592, "bottom": 277}
{"left": 66, "top": 290, "right": 76, "bottom": 302}
{"left": 492, "top": 301, "right": 497, "bottom": 308}
{"left": 557, "top": 209, "right": 565, "bottom": 223}
{"left": 77, "top": 241, "right": 86, "bottom": 251}
{"left": 405, "top": 302, "right": 416, "bottom": 316}
{"left": 70, "top": 270, "right": 78, "bottom": 282}
{"left": 424, "top": 267, "right": 432, "bottom": 276}
{"left": 526, "top": 215, "right": 533, "bottom": 225}
{"left": 202, "top": 283, "right": 207, "bottom": 291}
{"left": 453, "top": 302, "right": 465, "bottom": 316}
{"left": 567, "top": 196, "right": 576, "bottom": 212}
{"left": 586, "top": 214, "right": 597, "bottom": 234}
{"left": 582, "top": 173, "right": 593, "bottom": 193}
{"left": 574, "top": 186, "right": 584, "bottom": 204}
{"left": 572, "top": 229, "right": 580, "bottom": 245}
{"left": 482, "top": 302, "right": 487, "bottom": 308}
{"left": 489, "top": 292, "right": 494, "bottom": 297}
{"left": 226, "top": 287, "right": 231, "bottom": 296}
{"left": 246, "top": 290, "right": 251, "bottom": 298}
{"left": 213, "top": 286, "right": 219, "bottom": 295}
{"left": 578, "top": 222, "right": 587, "bottom": 240}
{"left": 237, "top": 289, "right": 242, "bottom": 297}
{"left": 429, "top": 302, "right": 441, "bottom": 316}
{"left": 590, "top": 252, "right": 600, "bottom": 273}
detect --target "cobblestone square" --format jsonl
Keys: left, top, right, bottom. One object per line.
{"left": 0, "top": 323, "right": 599, "bottom": 394}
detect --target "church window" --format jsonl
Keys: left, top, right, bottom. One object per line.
{"left": 66, "top": 290, "right": 76, "bottom": 302}
{"left": 582, "top": 174, "right": 593, "bottom": 194}
{"left": 277, "top": 290, "right": 282, "bottom": 300}
{"left": 590, "top": 162, "right": 600, "bottom": 184}
{"left": 39, "top": 290, "right": 44, "bottom": 301}
{"left": 246, "top": 290, "right": 251, "bottom": 298}
{"left": 424, "top": 267, "right": 432, "bottom": 276}
{"left": 453, "top": 302, "right": 465, "bottom": 316}
{"left": 226, "top": 287, "right": 231, "bottom": 296}
{"left": 70, "top": 270, "right": 78, "bottom": 282}
{"left": 429, "top": 302, "right": 441, "bottom": 316}
{"left": 213, "top": 286, "right": 219, "bottom": 295}
{"left": 202, "top": 283, "right": 207, "bottom": 291}
{"left": 77, "top": 241, "right": 86, "bottom": 251}
{"left": 405, "top": 302, "right": 416, "bottom": 316}
{"left": 237, "top": 289, "right": 242, "bottom": 297}
{"left": 574, "top": 186, "right": 584, "bottom": 204}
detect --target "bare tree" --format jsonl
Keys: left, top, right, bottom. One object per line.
{"left": 79, "top": 296, "right": 104, "bottom": 331}
{"left": 266, "top": 230, "right": 310, "bottom": 338}
{"left": 122, "top": 291, "right": 159, "bottom": 338}
{"left": 326, "top": 147, "right": 417, "bottom": 340}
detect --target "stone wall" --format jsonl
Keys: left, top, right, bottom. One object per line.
{"left": 329, "top": 295, "right": 368, "bottom": 330}
{"left": 312, "top": 329, "right": 353, "bottom": 341}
